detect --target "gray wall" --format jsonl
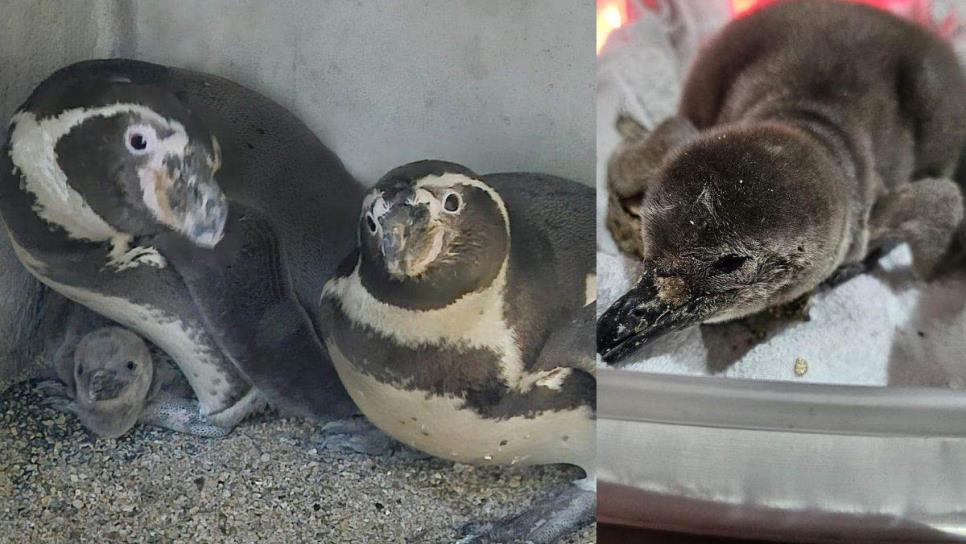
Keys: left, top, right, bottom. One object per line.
{"left": 124, "top": 0, "right": 595, "bottom": 184}
{"left": 0, "top": 0, "right": 123, "bottom": 126}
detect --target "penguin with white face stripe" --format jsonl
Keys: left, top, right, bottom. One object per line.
{"left": 320, "top": 160, "right": 596, "bottom": 544}
{"left": 1, "top": 59, "right": 363, "bottom": 434}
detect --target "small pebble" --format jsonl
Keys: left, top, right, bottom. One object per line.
{"left": 794, "top": 357, "right": 808, "bottom": 377}
{"left": 1, "top": 380, "right": 593, "bottom": 543}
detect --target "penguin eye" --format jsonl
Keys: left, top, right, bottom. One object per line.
{"left": 365, "top": 212, "right": 378, "bottom": 234}
{"left": 130, "top": 134, "right": 147, "bottom": 150}
{"left": 442, "top": 191, "right": 462, "bottom": 214}
{"left": 124, "top": 124, "right": 155, "bottom": 155}
{"left": 712, "top": 254, "right": 748, "bottom": 274}
{"left": 77, "top": 365, "right": 84, "bottom": 376}
{"left": 126, "top": 361, "right": 137, "bottom": 371}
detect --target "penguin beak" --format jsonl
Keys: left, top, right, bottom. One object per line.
{"left": 150, "top": 145, "right": 228, "bottom": 249}
{"left": 377, "top": 197, "right": 441, "bottom": 278}
{"left": 171, "top": 146, "right": 228, "bottom": 248}
{"left": 87, "top": 369, "right": 123, "bottom": 401}
{"left": 597, "top": 269, "right": 706, "bottom": 363}
{"left": 379, "top": 219, "right": 406, "bottom": 276}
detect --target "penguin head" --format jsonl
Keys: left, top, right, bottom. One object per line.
{"left": 598, "top": 124, "right": 846, "bottom": 362}
{"left": 356, "top": 160, "right": 509, "bottom": 309}
{"left": 74, "top": 327, "right": 153, "bottom": 406}
{"left": 9, "top": 61, "right": 228, "bottom": 247}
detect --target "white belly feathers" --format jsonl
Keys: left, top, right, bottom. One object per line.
{"left": 323, "top": 260, "right": 525, "bottom": 387}
{"left": 328, "top": 339, "right": 594, "bottom": 471}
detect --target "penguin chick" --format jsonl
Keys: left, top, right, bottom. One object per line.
{"left": 45, "top": 327, "right": 154, "bottom": 438}
{"left": 73, "top": 327, "right": 155, "bottom": 438}
{"left": 599, "top": 0, "right": 966, "bottom": 363}
{"left": 321, "top": 160, "right": 596, "bottom": 544}
{"left": 37, "top": 325, "right": 230, "bottom": 438}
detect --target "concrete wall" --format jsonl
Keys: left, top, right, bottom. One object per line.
{"left": 123, "top": 0, "right": 595, "bottom": 184}
{"left": 0, "top": 0, "right": 124, "bottom": 126}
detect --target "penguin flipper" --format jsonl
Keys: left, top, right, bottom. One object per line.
{"left": 151, "top": 205, "right": 356, "bottom": 422}
{"left": 34, "top": 379, "right": 77, "bottom": 414}
{"left": 869, "top": 178, "right": 964, "bottom": 279}
{"left": 457, "top": 483, "right": 595, "bottom": 544}
{"left": 533, "top": 303, "right": 596, "bottom": 376}
{"left": 607, "top": 115, "right": 697, "bottom": 257}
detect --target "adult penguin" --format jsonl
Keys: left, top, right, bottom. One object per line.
{"left": 320, "top": 160, "right": 596, "bottom": 543}
{"left": 0, "top": 59, "right": 364, "bottom": 431}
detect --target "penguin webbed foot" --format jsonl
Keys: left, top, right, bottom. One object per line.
{"left": 317, "top": 414, "right": 430, "bottom": 460}
{"left": 765, "top": 293, "right": 812, "bottom": 321}
{"left": 140, "top": 397, "right": 231, "bottom": 438}
{"left": 456, "top": 484, "right": 595, "bottom": 544}
{"left": 34, "top": 379, "right": 78, "bottom": 415}
{"left": 729, "top": 293, "right": 812, "bottom": 342}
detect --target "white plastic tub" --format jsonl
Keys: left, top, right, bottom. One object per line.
{"left": 599, "top": 369, "right": 966, "bottom": 540}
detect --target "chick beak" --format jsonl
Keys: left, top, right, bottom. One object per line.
{"left": 87, "top": 369, "right": 123, "bottom": 401}
{"left": 597, "top": 269, "right": 705, "bottom": 364}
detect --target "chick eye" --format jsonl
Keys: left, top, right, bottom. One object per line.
{"left": 712, "top": 254, "right": 748, "bottom": 274}
{"left": 442, "top": 192, "right": 461, "bottom": 213}
{"left": 124, "top": 124, "right": 155, "bottom": 155}
{"left": 365, "top": 212, "right": 378, "bottom": 234}
{"left": 126, "top": 361, "right": 137, "bottom": 371}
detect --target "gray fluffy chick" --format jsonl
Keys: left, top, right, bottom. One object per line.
{"left": 36, "top": 326, "right": 227, "bottom": 439}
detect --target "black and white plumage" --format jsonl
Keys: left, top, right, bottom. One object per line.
{"left": 1, "top": 59, "right": 364, "bottom": 432}
{"left": 320, "top": 160, "right": 596, "bottom": 543}
{"left": 599, "top": 0, "right": 966, "bottom": 363}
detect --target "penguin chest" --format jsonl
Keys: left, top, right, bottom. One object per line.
{"left": 326, "top": 338, "right": 592, "bottom": 468}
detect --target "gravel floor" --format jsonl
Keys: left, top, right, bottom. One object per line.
{"left": 0, "top": 381, "right": 595, "bottom": 543}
